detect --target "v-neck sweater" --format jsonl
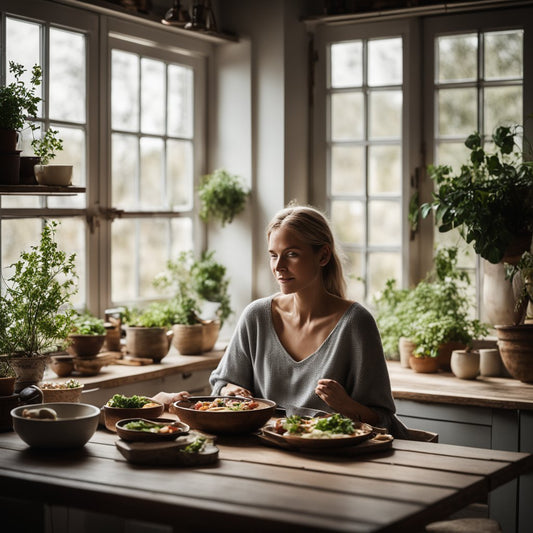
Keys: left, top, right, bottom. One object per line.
{"left": 210, "top": 295, "right": 408, "bottom": 437}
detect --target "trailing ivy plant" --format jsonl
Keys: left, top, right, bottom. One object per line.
{"left": 198, "top": 169, "right": 249, "bottom": 227}
{"left": 374, "top": 247, "right": 489, "bottom": 359}
{"left": 418, "top": 125, "right": 533, "bottom": 264}
{"left": 0, "top": 221, "right": 78, "bottom": 357}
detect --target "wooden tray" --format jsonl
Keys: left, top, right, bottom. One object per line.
{"left": 256, "top": 429, "right": 393, "bottom": 456}
{"left": 115, "top": 432, "right": 219, "bottom": 466}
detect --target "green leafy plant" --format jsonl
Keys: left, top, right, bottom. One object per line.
{"left": 0, "top": 221, "right": 78, "bottom": 357}
{"left": 198, "top": 168, "right": 249, "bottom": 226}
{"left": 0, "top": 61, "right": 41, "bottom": 132}
{"left": 31, "top": 127, "right": 64, "bottom": 165}
{"left": 374, "top": 247, "right": 489, "bottom": 359}
{"left": 71, "top": 311, "right": 106, "bottom": 335}
{"left": 0, "top": 358, "right": 16, "bottom": 378}
{"left": 418, "top": 125, "right": 533, "bottom": 264}
{"left": 124, "top": 299, "right": 199, "bottom": 328}
{"left": 154, "top": 250, "right": 232, "bottom": 325}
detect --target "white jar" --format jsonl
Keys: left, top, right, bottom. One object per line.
{"left": 450, "top": 350, "right": 480, "bottom": 380}
{"left": 479, "top": 348, "right": 502, "bottom": 377}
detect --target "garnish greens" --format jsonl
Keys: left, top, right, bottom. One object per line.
{"left": 106, "top": 394, "right": 151, "bottom": 408}
{"left": 282, "top": 415, "right": 303, "bottom": 434}
{"left": 314, "top": 413, "right": 355, "bottom": 434}
{"left": 181, "top": 437, "right": 207, "bottom": 454}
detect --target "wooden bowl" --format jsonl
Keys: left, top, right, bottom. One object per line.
{"left": 49, "top": 355, "right": 75, "bottom": 377}
{"left": 173, "top": 396, "right": 276, "bottom": 435}
{"left": 67, "top": 334, "right": 106, "bottom": 358}
{"left": 103, "top": 401, "right": 165, "bottom": 432}
{"left": 115, "top": 418, "right": 189, "bottom": 442}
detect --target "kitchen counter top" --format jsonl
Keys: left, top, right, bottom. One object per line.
{"left": 387, "top": 361, "right": 533, "bottom": 410}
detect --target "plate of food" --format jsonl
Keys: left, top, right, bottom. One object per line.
{"left": 260, "top": 413, "right": 375, "bottom": 450}
{"left": 173, "top": 396, "right": 276, "bottom": 435}
{"left": 103, "top": 394, "right": 165, "bottom": 432}
{"left": 115, "top": 418, "right": 190, "bottom": 442}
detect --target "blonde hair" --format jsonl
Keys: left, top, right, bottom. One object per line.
{"left": 266, "top": 204, "right": 347, "bottom": 298}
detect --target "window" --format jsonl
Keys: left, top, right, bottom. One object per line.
{"left": 313, "top": 6, "right": 532, "bottom": 316}
{"left": 0, "top": 1, "right": 208, "bottom": 314}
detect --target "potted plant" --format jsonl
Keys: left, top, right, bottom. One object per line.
{"left": 31, "top": 127, "right": 72, "bottom": 186}
{"left": 198, "top": 168, "right": 249, "bottom": 226}
{"left": 170, "top": 295, "right": 205, "bottom": 355}
{"left": 0, "top": 357, "right": 16, "bottom": 396}
{"left": 0, "top": 61, "right": 42, "bottom": 184}
{"left": 123, "top": 301, "right": 176, "bottom": 362}
{"left": 0, "top": 221, "right": 78, "bottom": 392}
{"left": 417, "top": 125, "right": 533, "bottom": 326}
{"left": 67, "top": 311, "right": 107, "bottom": 358}
{"left": 374, "top": 247, "right": 489, "bottom": 373}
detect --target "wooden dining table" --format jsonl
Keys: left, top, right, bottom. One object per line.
{"left": 0, "top": 425, "right": 532, "bottom": 533}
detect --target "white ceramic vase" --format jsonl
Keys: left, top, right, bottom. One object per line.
{"left": 450, "top": 350, "right": 479, "bottom": 380}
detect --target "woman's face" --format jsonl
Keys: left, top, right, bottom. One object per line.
{"left": 268, "top": 226, "right": 326, "bottom": 294}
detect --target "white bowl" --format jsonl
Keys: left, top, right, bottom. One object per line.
{"left": 34, "top": 164, "right": 73, "bottom": 186}
{"left": 11, "top": 402, "right": 100, "bottom": 448}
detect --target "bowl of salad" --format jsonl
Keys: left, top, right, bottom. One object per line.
{"left": 103, "top": 394, "right": 164, "bottom": 432}
{"left": 115, "top": 418, "right": 190, "bottom": 442}
{"left": 173, "top": 395, "right": 276, "bottom": 435}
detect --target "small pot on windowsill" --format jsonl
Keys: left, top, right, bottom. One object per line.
{"left": 19, "top": 156, "right": 40, "bottom": 185}
{"left": 34, "top": 164, "right": 73, "bottom": 187}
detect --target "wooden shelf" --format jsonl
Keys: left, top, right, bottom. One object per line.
{"left": 0, "top": 185, "right": 86, "bottom": 196}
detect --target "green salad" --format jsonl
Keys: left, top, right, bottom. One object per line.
{"left": 106, "top": 394, "right": 153, "bottom": 408}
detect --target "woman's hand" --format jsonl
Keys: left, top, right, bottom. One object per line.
{"left": 315, "top": 379, "right": 351, "bottom": 412}
{"left": 220, "top": 383, "right": 253, "bottom": 398}
{"left": 151, "top": 391, "right": 190, "bottom": 411}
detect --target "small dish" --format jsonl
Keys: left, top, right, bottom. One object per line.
{"left": 116, "top": 418, "right": 189, "bottom": 442}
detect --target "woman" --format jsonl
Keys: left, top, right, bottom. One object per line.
{"left": 156, "top": 204, "right": 407, "bottom": 437}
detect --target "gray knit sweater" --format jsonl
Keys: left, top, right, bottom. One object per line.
{"left": 210, "top": 295, "right": 408, "bottom": 438}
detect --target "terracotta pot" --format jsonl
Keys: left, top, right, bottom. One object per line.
{"left": 495, "top": 324, "right": 533, "bottom": 383}
{"left": 0, "top": 377, "right": 16, "bottom": 396}
{"left": 202, "top": 320, "right": 220, "bottom": 352}
{"left": 172, "top": 324, "right": 204, "bottom": 355}
{"left": 437, "top": 341, "right": 467, "bottom": 371}
{"left": 125, "top": 326, "right": 172, "bottom": 362}
{"left": 49, "top": 355, "right": 75, "bottom": 377}
{"left": 9, "top": 354, "right": 49, "bottom": 393}
{"left": 41, "top": 384, "right": 84, "bottom": 403}
{"left": 409, "top": 356, "right": 440, "bottom": 374}
{"left": 67, "top": 334, "right": 106, "bottom": 358}
{"left": 450, "top": 350, "right": 479, "bottom": 380}
{"left": 398, "top": 337, "right": 415, "bottom": 369}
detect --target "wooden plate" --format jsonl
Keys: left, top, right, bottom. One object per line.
{"left": 115, "top": 418, "right": 190, "bottom": 442}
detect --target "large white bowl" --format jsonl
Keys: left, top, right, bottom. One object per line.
{"left": 11, "top": 402, "right": 100, "bottom": 449}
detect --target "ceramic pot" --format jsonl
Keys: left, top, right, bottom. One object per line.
{"left": 0, "top": 150, "right": 21, "bottom": 185}
{"left": 49, "top": 355, "right": 75, "bottom": 377}
{"left": 409, "top": 356, "right": 440, "bottom": 374}
{"left": 495, "top": 324, "right": 533, "bottom": 383}
{"left": 398, "top": 337, "right": 415, "bottom": 369}
{"left": 9, "top": 354, "right": 49, "bottom": 393}
{"left": 479, "top": 348, "right": 502, "bottom": 377}
{"left": 437, "top": 341, "right": 466, "bottom": 371}
{"left": 201, "top": 320, "right": 220, "bottom": 352}
{"left": 125, "top": 326, "right": 172, "bottom": 362}
{"left": 19, "top": 156, "right": 40, "bottom": 184}
{"left": 67, "top": 334, "right": 106, "bottom": 358}
{"left": 34, "top": 164, "right": 73, "bottom": 186}
{"left": 172, "top": 324, "right": 204, "bottom": 355}
{"left": 450, "top": 350, "right": 479, "bottom": 380}
{"left": 0, "top": 377, "right": 16, "bottom": 396}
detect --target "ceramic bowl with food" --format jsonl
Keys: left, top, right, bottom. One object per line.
{"left": 115, "top": 418, "right": 190, "bottom": 442}
{"left": 10, "top": 402, "right": 100, "bottom": 449}
{"left": 40, "top": 380, "right": 84, "bottom": 403}
{"left": 173, "top": 396, "right": 276, "bottom": 435}
{"left": 103, "top": 394, "right": 165, "bottom": 432}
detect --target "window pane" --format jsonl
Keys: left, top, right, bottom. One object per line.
{"left": 330, "top": 200, "right": 364, "bottom": 244}
{"left": 1, "top": 219, "right": 41, "bottom": 281}
{"left": 435, "top": 141, "right": 470, "bottom": 169}
{"left": 167, "top": 139, "right": 193, "bottom": 209}
{"left": 369, "top": 200, "right": 401, "bottom": 246}
{"left": 437, "top": 34, "right": 477, "bottom": 82}
{"left": 331, "top": 145, "right": 364, "bottom": 195}
{"left": 368, "top": 38, "right": 402, "bottom": 86}
{"left": 437, "top": 88, "right": 477, "bottom": 137}
{"left": 331, "top": 92, "right": 363, "bottom": 140}
{"left": 168, "top": 64, "right": 193, "bottom": 138}
{"left": 141, "top": 58, "right": 165, "bottom": 135}
{"left": 344, "top": 251, "right": 364, "bottom": 302}
{"left": 140, "top": 137, "right": 164, "bottom": 209}
{"left": 112, "top": 133, "right": 138, "bottom": 208}
{"left": 369, "top": 90, "right": 402, "bottom": 139}
{"left": 368, "top": 145, "right": 401, "bottom": 194}
{"left": 6, "top": 18, "right": 42, "bottom": 116}
{"left": 484, "top": 86, "right": 522, "bottom": 134}
{"left": 485, "top": 31, "right": 523, "bottom": 80}
{"left": 368, "top": 252, "right": 401, "bottom": 299}
{"left": 50, "top": 28, "right": 86, "bottom": 123}
{"left": 112, "top": 50, "right": 139, "bottom": 132}
{"left": 331, "top": 41, "right": 362, "bottom": 88}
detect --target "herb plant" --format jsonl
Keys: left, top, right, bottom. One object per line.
{"left": 0, "top": 221, "right": 78, "bottom": 357}
{"left": 198, "top": 168, "right": 249, "bottom": 226}
{"left": 31, "top": 127, "right": 64, "bottom": 165}
{"left": 418, "top": 125, "right": 533, "bottom": 264}
{"left": 71, "top": 312, "right": 106, "bottom": 335}
{"left": 0, "top": 358, "right": 15, "bottom": 378}
{"left": 0, "top": 62, "right": 41, "bottom": 132}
